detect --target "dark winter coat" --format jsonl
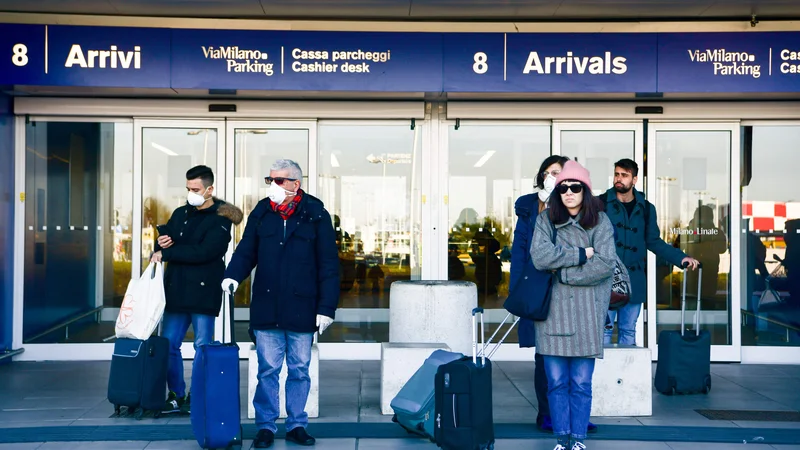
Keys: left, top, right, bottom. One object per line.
{"left": 602, "top": 188, "right": 686, "bottom": 304}
{"left": 157, "top": 199, "right": 243, "bottom": 317}
{"left": 223, "top": 193, "right": 340, "bottom": 333}
{"left": 510, "top": 193, "right": 545, "bottom": 348}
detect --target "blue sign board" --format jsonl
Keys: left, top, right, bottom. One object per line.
{"left": 172, "top": 29, "right": 443, "bottom": 91}
{"left": 2, "top": 23, "right": 800, "bottom": 94}
{"left": 658, "top": 32, "right": 800, "bottom": 92}
{"left": 444, "top": 33, "right": 658, "bottom": 92}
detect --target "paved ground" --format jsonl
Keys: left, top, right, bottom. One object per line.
{"left": 0, "top": 360, "right": 798, "bottom": 449}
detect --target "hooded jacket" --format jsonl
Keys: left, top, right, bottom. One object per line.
{"left": 156, "top": 198, "right": 244, "bottom": 317}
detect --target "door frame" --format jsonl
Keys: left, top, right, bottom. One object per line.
{"left": 223, "top": 120, "right": 317, "bottom": 348}
{"left": 645, "top": 121, "right": 742, "bottom": 362}
{"left": 132, "top": 118, "right": 228, "bottom": 357}
{"left": 552, "top": 121, "right": 647, "bottom": 347}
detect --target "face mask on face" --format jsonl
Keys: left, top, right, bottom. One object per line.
{"left": 187, "top": 187, "right": 208, "bottom": 207}
{"left": 538, "top": 174, "right": 557, "bottom": 202}
{"left": 267, "top": 181, "right": 294, "bottom": 204}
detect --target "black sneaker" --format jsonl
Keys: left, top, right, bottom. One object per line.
{"left": 179, "top": 392, "right": 191, "bottom": 415}
{"left": 286, "top": 427, "right": 316, "bottom": 446}
{"left": 161, "top": 391, "right": 185, "bottom": 414}
{"left": 254, "top": 429, "right": 275, "bottom": 448}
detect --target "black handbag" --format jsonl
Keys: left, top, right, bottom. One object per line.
{"left": 503, "top": 216, "right": 557, "bottom": 321}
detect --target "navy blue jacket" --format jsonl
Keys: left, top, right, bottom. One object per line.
{"left": 510, "top": 193, "right": 542, "bottom": 348}
{"left": 603, "top": 188, "right": 686, "bottom": 304}
{"left": 224, "top": 192, "right": 340, "bottom": 333}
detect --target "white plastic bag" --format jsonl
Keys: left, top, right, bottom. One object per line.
{"left": 115, "top": 261, "right": 166, "bottom": 340}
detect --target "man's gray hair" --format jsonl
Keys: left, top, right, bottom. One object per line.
{"left": 271, "top": 159, "right": 303, "bottom": 180}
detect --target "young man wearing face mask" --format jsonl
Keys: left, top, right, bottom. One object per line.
{"left": 510, "top": 156, "right": 597, "bottom": 435}
{"left": 222, "top": 159, "right": 339, "bottom": 448}
{"left": 150, "top": 165, "right": 243, "bottom": 415}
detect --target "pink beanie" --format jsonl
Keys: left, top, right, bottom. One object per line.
{"left": 555, "top": 160, "right": 592, "bottom": 191}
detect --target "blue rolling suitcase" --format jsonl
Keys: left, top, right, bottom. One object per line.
{"left": 391, "top": 349, "right": 464, "bottom": 440}
{"left": 108, "top": 334, "right": 169, "bottom": 419}
{"left": 655, "top": 264, "right": 712, "bottom": 395}
{"left": 191, "top": 289, "right": 243, "bottom": 449}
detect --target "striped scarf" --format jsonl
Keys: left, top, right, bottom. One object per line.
{"left": 271, "top": 189, "right": 304, "bottom": 220}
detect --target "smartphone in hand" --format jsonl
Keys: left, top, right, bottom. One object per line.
{"left": 156, "top": 224, "right": 172, "bottom": 237}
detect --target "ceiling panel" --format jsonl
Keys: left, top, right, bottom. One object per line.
{"left": 259, "top": 0, "right": 411, "bottom": 18}
{"left": 1, "top": 0, "right": 799, "bottom": 20}
{"left": 108, "top": 0, "right": 265, "bottom": 17}
{"left": 409, "top": 0, "right": 560, "bottom": 19}
{"left": 0, "top": 0, "right": 119, "bottom": 15}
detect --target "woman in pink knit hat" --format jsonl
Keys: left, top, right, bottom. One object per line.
{"left": 529, "top": 160, "right": 620, "bottom": 450}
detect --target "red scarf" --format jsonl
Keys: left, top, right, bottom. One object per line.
{"left": 271, "top": 189, "right": 304, "bottom": 220}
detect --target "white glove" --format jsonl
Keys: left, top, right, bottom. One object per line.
{"left": 316, "top": 314, "right": 334, "bottom": 335}
{"left": 221, "top": 278, "right": 239, "bottom": 294}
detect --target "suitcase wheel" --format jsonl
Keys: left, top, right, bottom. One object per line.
{"left": 153, "top": 411, "right": 162, "bottom": 419}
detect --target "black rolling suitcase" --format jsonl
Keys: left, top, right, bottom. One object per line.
{"left": 655, "top": 263, "right": 711, "bottom": 395}
{"left": 108, "top": 329, "right": 169, "bottom": 419}
{"left": 434, "top": 307, "right": 495, "bottom": 450}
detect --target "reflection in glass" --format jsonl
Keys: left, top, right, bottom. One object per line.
{"left": 317, "top": 123, "right": 422, "bottom": 343}
{"left": 24, "top": 122, "right": 133, "bottom": 343}
{"left": 654, "top": 131, "right": 731, "bottom": 346}
{"left": 742, "top": 126, "right": 800, "bottom": 347}
{"left": 448, "top": 125, "right": 550, "bottom": 318}
{"left": 141, "top": 128, "right": 217, "bottom": 343}
{"left": 560, "top": 131, "right": 634, "bottom": 195}
{"left": 232, "top": 129, "right": 308, "bottom": 312}
{"left": 141, "top": 128, "right": 218, "bottom": 273}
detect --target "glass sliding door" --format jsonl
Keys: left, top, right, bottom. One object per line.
{"left": 445, "top": 122, "right": 551, "bottom": 342}
{"left": 552, "top": 122, "right": 645, "bottom": 344}
{"left": 23, "top": 119, "right": 133, "bottom": 344}
{"left": 224, "top": 121, "right": 314, "bottom": 345}
{"left": 316, "top": 121, "right": 422, "bottom": 343}
{"left": 134, "top": 120, "right": 226, "bottom": 347}
{"left": 647, "top": 122, "right": 741, "bottom": 362}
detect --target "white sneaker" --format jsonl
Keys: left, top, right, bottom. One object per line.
{"left": 572, "top": 442, "right": 587, "bottom": 450}
{"left": 553, "top": 446, "right": 567, "bottom": 450}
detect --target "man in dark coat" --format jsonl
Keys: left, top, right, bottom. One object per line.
{"left": 150, "top": 165, "right": 243, "bottom": 415}
{"left": 223, "top": 159, "right": 339, "bottom": 448}
{"left": 602, "top": 159, "right": 698, "bottom": 345}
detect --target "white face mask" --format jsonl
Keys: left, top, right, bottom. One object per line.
{"left": 538, "top": 174, "right": 557, "bottom": 202}
{"left": 187, "top": 187, "right": 209, "bottom": 207}
{"left": 267, "top": 181, "right": 295, "bottom": 204}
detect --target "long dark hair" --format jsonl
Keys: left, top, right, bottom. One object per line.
{"left": 547, "top": 181, "right": 603, "bottom": 229}
{"left": 535, "top": 155, "right": 571, "bottom": 189}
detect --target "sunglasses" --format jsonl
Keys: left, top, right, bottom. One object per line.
{"left": 265, "top": 177, "right": 297, "bottom": 185}
{"left": 556, "top": 184, "right": 584, "bottom": 195}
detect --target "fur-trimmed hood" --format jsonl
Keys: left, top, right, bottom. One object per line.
{"left": 214, "top": 199, "right": 244, "bottom": 225}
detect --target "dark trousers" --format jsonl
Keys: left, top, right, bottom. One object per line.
{"left": 535, "top": 352, "right": 550, "bottom": 417}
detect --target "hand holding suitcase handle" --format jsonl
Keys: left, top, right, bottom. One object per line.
{"left": 681, "top": 261, "right": 703, "bottom": 337}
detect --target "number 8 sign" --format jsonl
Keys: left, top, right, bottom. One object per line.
{"left": 0, "top": 24, "right": 45, "bottom": 85}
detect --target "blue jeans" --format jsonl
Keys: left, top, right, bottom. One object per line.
{"left": 544, "top": 356, "right": 595, "bottom": 441}
{"left": 253, "top": 329, "right": 314, "bottom": 433}
{"left": 162, "top": 312, "right": 215, "bottom": 398}
{"left": 604, "top": 302, "right": 642, "bottom": 346}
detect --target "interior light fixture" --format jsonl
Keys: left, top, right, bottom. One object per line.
{"left": 151, "top": 142, "right": 177, "bottom": 156}
{"left": 473, "top": 150, "right": 496, "bottom": 168}
{"left": 331, "top": 153, "right": 340, "bottom": 168}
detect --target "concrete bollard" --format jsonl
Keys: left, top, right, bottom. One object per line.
{"left": 591, "top": 345, "right": 652, "bottom": 417}
{"left": 389, "top": 280, "right": 477, "bottom": 356}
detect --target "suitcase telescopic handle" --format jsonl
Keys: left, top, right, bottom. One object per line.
{"left": 471, "top": 307, "right": 485, "bottom": 366}
{"left": 680, "top": 261, "right": 703, "bottom": 337}
{"left": 224, "top": 286, "right": 236, "bottom": 344}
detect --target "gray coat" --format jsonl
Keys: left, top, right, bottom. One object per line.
{"left": 531, "top": 211, "right": 617, "bottom": 359}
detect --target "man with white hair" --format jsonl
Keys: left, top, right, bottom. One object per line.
{"left": 223, "top": 159, "right": 339, "bottom": 448}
